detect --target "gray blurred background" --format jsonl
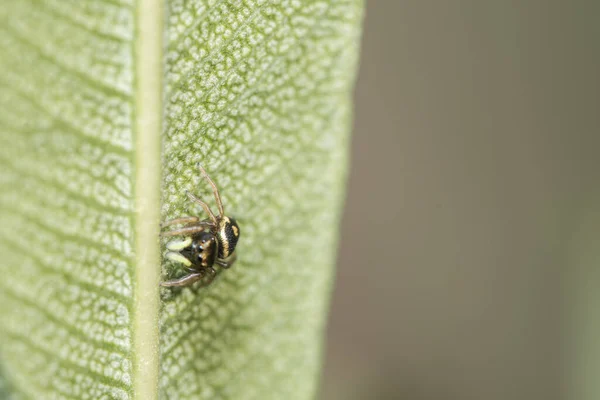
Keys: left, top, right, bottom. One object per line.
{"left": 321, "top": 2, "right": 600, "bottom": 399}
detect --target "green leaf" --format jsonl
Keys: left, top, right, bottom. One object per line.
{"left": 0, "top": 0, "right": 364, "bottom": 399}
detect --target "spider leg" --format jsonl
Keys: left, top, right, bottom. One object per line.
{"left": 160, "top": 223, "right": 213, "bottom": 237}
{"left": 198, "top": 165, "right": 224, "bottom": 217}
{"left": 160, "top": 272, "right": 204, "bottom": 287}
{"left": 204, "top": 267, "right": 217, "bottom": 284}
{"left": 165, "top": 237, "right": 193, "bottom": 251}
{"left": 186, "top": 190, "right": 218, "bottom": 224}
{"left": 161, "top": 216, "right": 200, "bottom": 228}
{"left": 165, "top": 251, "right": 192, "bottom": 267}
{"left": 216, "top": 252, "right": 237, "bottom": 269}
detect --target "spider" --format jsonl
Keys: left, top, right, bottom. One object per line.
{"left": 160, "top": 165, "right": 240, "bottom": 287}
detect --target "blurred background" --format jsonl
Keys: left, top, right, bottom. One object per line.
{"left": 321, "top": 2, "right": 600, "bottom": 400}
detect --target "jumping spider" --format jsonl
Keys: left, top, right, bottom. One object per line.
{"left": 160, "top": 165, "right": 240, "bottom": 287}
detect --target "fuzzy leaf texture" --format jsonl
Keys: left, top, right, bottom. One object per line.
{"left": 0, "top": 1, "right": 363, "bottom": 399}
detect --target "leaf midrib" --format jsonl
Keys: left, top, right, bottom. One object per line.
{"left": 132, "top": 0, "right": 163, "bottom": 399}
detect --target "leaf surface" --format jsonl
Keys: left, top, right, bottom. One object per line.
{"left": 0, "top": 0, "right": 363, "bottom": 399}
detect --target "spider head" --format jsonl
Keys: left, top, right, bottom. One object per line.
{"left": 165, "top": 230, "right": 217, "bottom": 269}
{"left": 188, "top": 231, "right": 218, "bottom": 268}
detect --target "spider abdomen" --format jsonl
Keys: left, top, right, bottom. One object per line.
{"left": 217, "top": 216, "right": 240, "bottom": 258}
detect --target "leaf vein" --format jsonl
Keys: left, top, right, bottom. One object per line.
{"left": 0, "top": 150, "right": 132, "bottom": 216}
{"left": 0, "top": 80, "right": 132, "bottom": 156}
{"left": 0, "top": 284, "right": 130, "bottom": 355}
{"left": 0, "top": 201, "right": 132, "bottom": 262}
{"left": 0, "top": 24, "right": 130, "bottom": 99}
{"left": 2, "top": 330, "right": 131, "bottom": 392}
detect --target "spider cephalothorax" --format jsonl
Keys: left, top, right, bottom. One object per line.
{"left": 160, "top": 165, "right": 240, "bottom": 287}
